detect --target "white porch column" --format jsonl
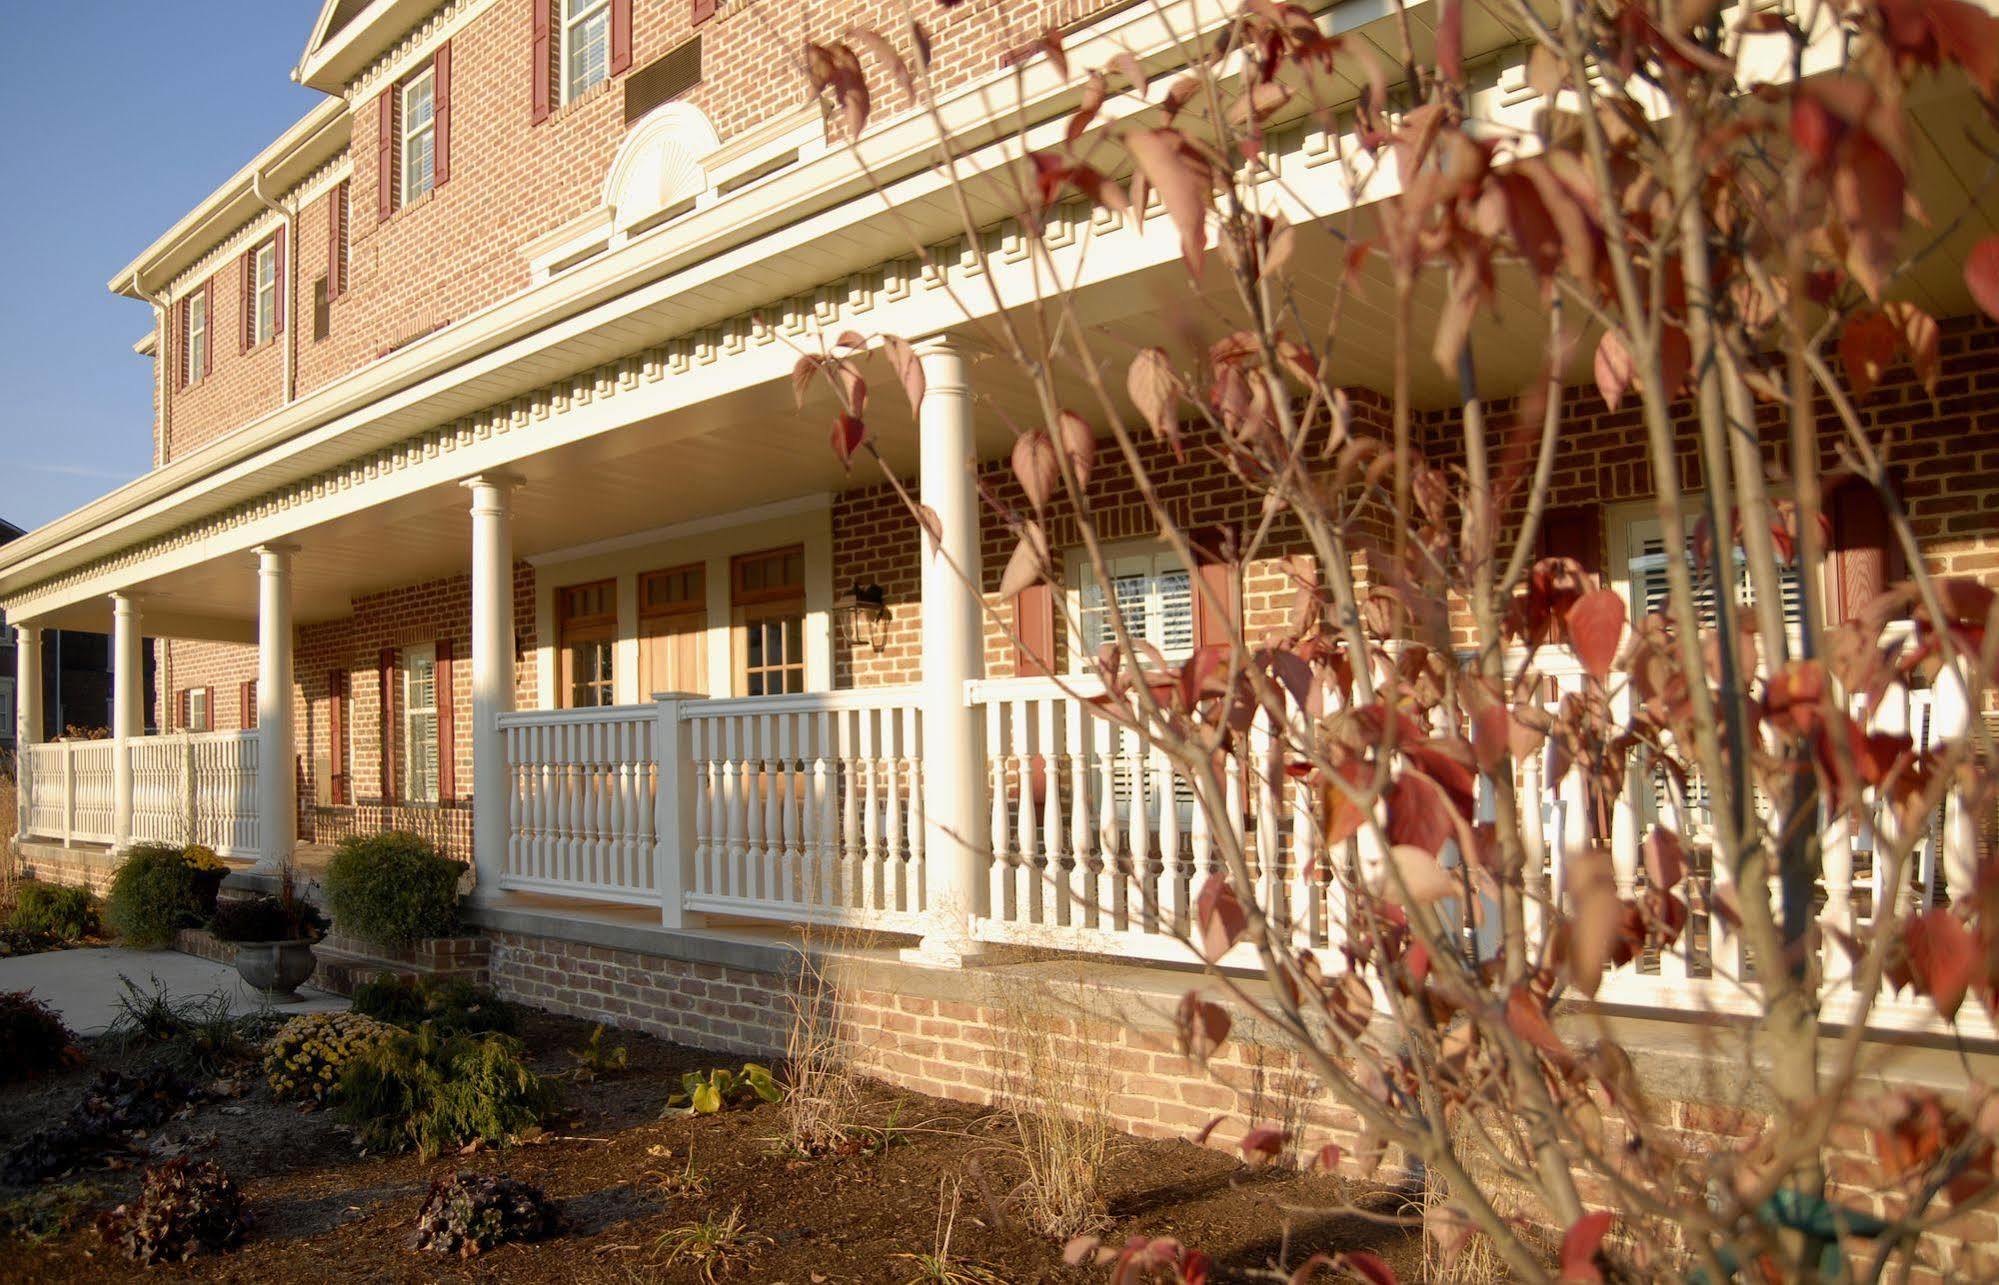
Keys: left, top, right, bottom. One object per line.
{"left": 907, "top": 339, "right": 987, "bottom": 967}
{"left": 111, "top": 594, "right": 143, "bottom": 851}
{"left": 464, "top": 474, "right": 520, "bottom": 902}
{"left": 254, "top": 545, "right": 298, "bottom": 871}
{"left": 14, "top": 625, "right": 42, "bottom": 749}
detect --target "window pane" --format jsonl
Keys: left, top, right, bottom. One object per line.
{"left": 568, "top": 9, "right": 609, "bottom": 99}
{"left": 1157, "top": 569, "right": 1194, "bottom": 652}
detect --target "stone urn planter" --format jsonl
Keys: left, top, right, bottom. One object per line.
{"left": 232, "top": 940, "right": 320, "bottom": 1002}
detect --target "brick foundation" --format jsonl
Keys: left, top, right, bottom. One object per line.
{"left": 310, "top": 929, "right": 492, "bottom": 995}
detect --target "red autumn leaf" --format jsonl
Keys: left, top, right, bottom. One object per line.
{"left": 1128, "top": 347, "right": 1184, "bottom": 448}
{"left": 1594, "top": 329, "right": 1634, "bottom": 410}
{"left": 1566, "top": 588, "right": 1628, "bottom": 680}
{"left": 1436, "top": 0, "right": 1464, "bottom": 82}
{"left": 879, "top": 334, "right": 925, "bottom": 412}
{"left": 1905, "top": 909, "right": 1977, "bottom": 1021}
{"left": 1839, "top": 310, "right": 1899, "bottom": 400}
{"left": 998, "top": 523, "right": 1050, "bottom": 598}
{"left": 1385, "top": 844, "right": 1457, "bottom": 905}
{"left": 1057, "top": 410, "right": 1095, "bottom": 490}
{"left": 1011, "top": 430, "right": 1060, "bottom": 512}
{"left": 829, "top": 413, "right": 869, "bottom": 472}
{"left": 1506, "top": 985, "right": 1576, "bottom": 1069}
{"left": 1883, "top": 301, "right": 1940, "bottom": 395}
{"left": 1559, "top": 1210, "right": 1614, "bottom": 1283}
{"left": 1126, "top": 127, "right": 1212, "bottom": 274}
{"left": 1240, "top": 1126, "right": 1286, "bottom": 1164}
{"left": 1194, "top": 872, "right": 1248, "bottom": 962}
{"left": 1565, "top": 850, "right": 1624, "bottom": 999}
{"left": 1175, "top": 991, "right": 1233, "bottom": 1061}
{"left": 1335, "top": 1250, "right": 1400, "bottom": 1285}
{"left": 1312, "top": 1143, "right": 1343, "bottom": 1172}
{"left": 791, "top": 353, "right": 824, "bottom": 408}
{"left": 1968, "top": 237, "right": 1999, "bottom": 322}
{"left": 1642, "top": 825, "right": 1686, "bottom": 889}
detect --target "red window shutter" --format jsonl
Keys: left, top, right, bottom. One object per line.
{"left": 433, "top": 42, "right": 453, "bottom": 186}
{"left": 329, "top": 670, "right": 349, "bottom": 806}
{"left": 691, "top": 0, "right": 717, "bottom": 24}
{"left": 434, "top": 639, "right": 456, "bottom": 801}
{"left": 1191, "top": 526, "right": 1242, "bottom": 650}
{"left": 1537, "top": 503, "right": 1604, "bottom": 580}
{"left": 326, "top": 187, "right": 343, "bottom": 300}
{"left": 1827, "top": 475, "right": 1903, "bottom": 623}
{"left": 174, "top": 298, "right": 188, "bottom": 390}
{"left": 202, "top": 278, "right": 215, "bottom": 377}
{"left": 239, "top": 250, "right": 253, "bottom": 353}
{"left": 202, "top": 687, "right": 216, "bottom": 733}
{"left": 376, "top": 86, "right": 397, "bottom": 219}
{"left": 611, "top": 0, "right": 633, "bottom": 75}
{"left": 177, "top": 690, "right": 190, "bottom": 730}
{"left": 1012, "top": 583, "right": 1057, "bottom": 677}
{"left": 272, "top": 227, "right": 287, "bottom": 334}
{"left": 531, "top": 0, "right": 554, "bottom": 124}
{"left": 379, "top": 647, "right": 399, "bottom": 804}
{"left": 240, "top": 680, "right": 257, "bottom": 731}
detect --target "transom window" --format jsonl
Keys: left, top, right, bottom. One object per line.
{"left": 184, "top": 292, "right": 207, "bottom": 386}
{"left": 1067, "top": 542, "right": 1196, "bottom": 670}
{"left": 558, "top": 579, "right": 618, "bottom": 708}
{"left": 401, "top": 67, "right": 438, "bottom": 206}
{"left": 733, "top": 547, "right": 806, "bottom": 697}
{"left": 403, "top": 645, "right": 440, "bottom": 804}
{"left": 563, "top": 0, "right": 613, "bottom": 102}
{"left": 251, "top": 243, "right": 277, "bottom": 347}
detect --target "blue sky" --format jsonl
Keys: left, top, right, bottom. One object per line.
{"left": 0, "top": 4, "right": 324, "bottom": 534}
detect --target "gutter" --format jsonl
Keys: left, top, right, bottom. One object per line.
{"left": 251, "top": 173, "right": 300, "bottom": 405}
{"left": 128, "top": 273, "right": 174, "bottom": 466}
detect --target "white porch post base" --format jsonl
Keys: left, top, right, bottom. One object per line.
{"left": 465, "top": 474, "right": 520, "bottom": 903}
{"left": 904, "top": 338, "right": 988, "bottom": 968}
{"left": 12, "top": 626, "right": 41, "bottom": 856}
{"left": 252, "top": 545, "right": 298, "bottom": 872}
{"left": 111, "top": 594, "right": 143, "bottom": 852}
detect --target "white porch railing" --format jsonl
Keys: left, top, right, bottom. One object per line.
{"left": 683, "top": 687, "right": 927, "bottom": 933}
{"left": 19, "top": 731, "right": 260, "bottom": 860}
{"left": 497, "top": 704, "right": 663, "bottom": 907}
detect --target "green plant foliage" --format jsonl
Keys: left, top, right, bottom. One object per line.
{"left": 8, "top": 882, "right": 99, "bottom": 942}
{"left": 349, "top": 974, "right": 517, "bottom": 1034}
{"left": 105, "top": 978, "right": 250, "bottom": 1079}
{"left": 262, "top": 1011, "right": 399, "bottom": 1104}
{"left": 0, "top": 1182, "right": 102, "bottom": 1245}
{"left": 653, "top": 1207, "right": 765, "bottom": 1284}
{"left": 0, "top": 990, "right": 80, "bottom": 1083}
{"left": 103, "top": 844, "right": 204, "bottom": 948}
{"left": 207, "top": 894, "right": 327, "bottom": 944}
{"left": 321, "top": 832, "right": 466, "bottom": 949}
{"left": 665, "top": 1064, "right": 784, "bottom": 1116}
{"left": 566, "top": 1024, "right": 629, "bottom": 1082}
{"left": 335, "top": 1025, "right": 552, "bottom": 1159}
{"left": 96, "top": 1158, "right": 249, "bottom": 1265}
{"left": 412, "top": 1170, "right": 562, "bottom": 1258}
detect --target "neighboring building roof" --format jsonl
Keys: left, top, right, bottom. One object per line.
{"left": 0, "top": 519, "right": 24, "bottom": 545}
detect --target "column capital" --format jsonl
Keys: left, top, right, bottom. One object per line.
{"left": 252, "top": 541, "right": 301, "bottom": 559}
{"left": 109, "top": 591, "right": 144, "bottom": 613}
{"left": 13, "top": 621, "right": 41, "bottom": 644}
{"left": 461, "top": 471, "right": 524, "bottom": 494}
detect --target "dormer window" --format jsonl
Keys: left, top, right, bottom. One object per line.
{"left": 401, "top": 66, "right": 438, "bottom": 204}
{"left": 564, "top": 0, "right": 612, "bottom": 102}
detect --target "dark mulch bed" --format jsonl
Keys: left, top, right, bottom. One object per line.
{"left": 0, "top": 1008, "right": 1420, "bottom": 1282}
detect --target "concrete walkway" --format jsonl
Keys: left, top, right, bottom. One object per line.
{"left": 0, "top": 947, "right": 347, "bottom": 1036}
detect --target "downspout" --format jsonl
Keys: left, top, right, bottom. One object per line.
{"left": 129, "top": 272, "right": 172, "bottom": 467}
{"left": 251, "top": 172, "right": 299, "bottom": 404}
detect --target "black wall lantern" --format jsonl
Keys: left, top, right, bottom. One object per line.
{"left": 834, "top": 582, "right": 891, "bottom": 652}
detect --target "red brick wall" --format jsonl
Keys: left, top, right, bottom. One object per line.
{"left": 154, "top": 0, "right": 1135, "bottom": 465}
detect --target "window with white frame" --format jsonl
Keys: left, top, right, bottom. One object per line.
{"left": 185, "top": 689, "right": 211, "bottom": 734}
{"left": 1066, "top": 541, "right": 1196, "bottom": 670}
{"left": 1622, "top": 514, "right": 1804, "bottom": 650}
{"left": 251, "top": 242, "right": 278, "bottom": 346}
{"left": 401, "top": 66, "right": 438, "bottom": 206}
{"left": 563, "top": 0, "right": 613, "bottom": 102}
{"left": 403, "top": 645, "right": 440, "bottom": 804}
{"left": 184, "top": 292, "right": 207, "bottom": 385}
{"left": 0, "top": 677, "right": 14, "bottom": 741}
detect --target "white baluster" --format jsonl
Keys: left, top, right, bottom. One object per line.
{"left": 1041, "top": 695, "right": 1066, "bottom": 928}
{"left": 987, "top": 696, "right": 1011, "bottom": 921}
{"left": 1013, "top": 697, "right": 1039, "bottom": 924}
{"left": 1068, "top": 696, "right": 1094, "bottom": 929}
{"left": 905, "top": 704, "right": 926, "bottom": 913}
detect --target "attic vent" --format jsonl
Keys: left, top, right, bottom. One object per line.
{"left": 626, "top": 37, "right": 702, "bottom": 125}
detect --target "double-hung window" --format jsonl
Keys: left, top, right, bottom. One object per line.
{"left": 1623, "top": 514, "right": 1804, "bottom": 652}
{"left": 563, "top": 0, "right": 613, "bottom": 102}
{"left": 251, "top": 243, "right": 277, "bottom": 347}
{"left": 184, "top": 293, "right": 208, "bottom": 385}
{"left": 557, "top": 580, "right": 618, "bottom": 708}
{"left": 401, "top": 66, "right": 438, "bottom": 205}
{"left": 1067, "top": 542, "right": 1197, "bottom": 671}
{"left": 185, "top": 689, "right": 211, "bottom": 734}
{"left": 403, "top": 645, "right": 440, "bottom": 804}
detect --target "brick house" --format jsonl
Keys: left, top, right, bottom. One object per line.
{"left": 2, "top": 0, "right": 1996, "bottom": 1239}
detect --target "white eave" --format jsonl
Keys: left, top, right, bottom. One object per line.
{"left": 109, "top": 98, "right": 351, "bottom": 299}
{"left": 133, "top": 330, "right": 158, "bottom": 358}
{"left": 295, "top": 0, "right": 449, "bottom": 94}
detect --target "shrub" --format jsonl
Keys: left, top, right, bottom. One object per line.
{"left": 336, "top": 1026, "right": 552, "bottom": 1159}
{"left": 103, "top": 844, "right": 201, "bottom": 948}
{"left": 208, "top": 894, "right": 328, "bottom": 944}
{"left": 0, "top": 991, "right": 80, "bottom": 1083}
{"left": 412, "top": 1171, "right": 562, "bottom": 1258}
{"left": 105, "top": 978, "right": 249, "bottom": 1079}
{"left": 322, "top": 832, "right": 465, "bottom": 949}
{"left": 350, "top": 974, "right": 517, "bottom": 1035}
{"left": 9, "top": 882, "right": 98, "bottom": 942}
{"left": 4, "top": 1067, "right": 196, "bottom": 1184}
{"left": 262, "top": 1012, "right": 399, "bottom": 1104}
{"left": 97, "top": 1158, "right": 249, "bottom": 1265}
{"left": 0, "top": 1182, "right": 102, "bottom": 1245}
